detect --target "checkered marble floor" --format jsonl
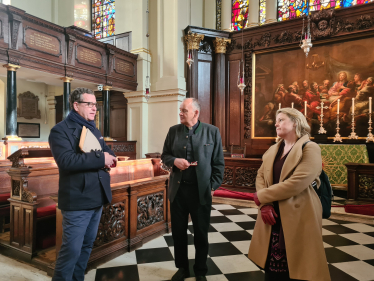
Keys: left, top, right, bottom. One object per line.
{"left": 88, "top": 203, "right": 374, "bottom": 281}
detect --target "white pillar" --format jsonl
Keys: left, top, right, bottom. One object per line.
{"left": 124, "top": 92, "right": 149, "bottom": 159}
{"left": 266, "top": 0, "right": 277, "bottom": 24}
{"left": 247, "top": 0, "right": 259, "bottom": 28}
{"left": 147, "top": 90, "right": 186, "bottom": 154}
{"left": 221, "top": 0, "right": 231, "bottom": 31}
{"left": 47, "top": 96, "right": 57, "bottom": 130}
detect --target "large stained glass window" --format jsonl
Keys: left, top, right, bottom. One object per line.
{"left": 75, "top": 0, "right": 90, "bottom": 31}
{"left": 278, "top": 0, "right": 374, "bottom": 21}
{"left": 232, "top": 0, "right": 249, "bottom": 30}
{"left": 92, "top": 0, "right": 115, "bottom": 39}
{"left": 260, "top": 0, "right": 266, "bottom": 25}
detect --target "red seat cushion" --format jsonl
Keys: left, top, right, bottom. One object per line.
{"left": 37, "top": 204, "right": 56, "bottom": 218}
{"left": 0, "top": 193, "right": 10, "bottom": 203}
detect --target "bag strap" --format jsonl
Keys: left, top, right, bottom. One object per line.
{"left": 302, "top": 141, "right": 311, "bottom": 150}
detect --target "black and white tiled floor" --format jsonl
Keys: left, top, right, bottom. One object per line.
{"left": 92, "top": 203, "right": 374, "bottom": 281}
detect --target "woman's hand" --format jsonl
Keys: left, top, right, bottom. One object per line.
{"left": 260, "top": 205, "right": 278, "bottom": 225}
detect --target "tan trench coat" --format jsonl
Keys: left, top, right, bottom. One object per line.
{"left": 248, "top": 135, "right": 331, "bottom": 281}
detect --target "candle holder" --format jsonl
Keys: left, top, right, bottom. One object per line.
{"left": 316, "top": 101, "right": 328, "bottom": 134}
{"left": 367, "top": 113, "right": 374, "bottom": 143}
{"left": 348, "top": 111, "right": 358, "bottom": 139}
{"left": 333, "top": 112, "right": 343, "bottom": 142}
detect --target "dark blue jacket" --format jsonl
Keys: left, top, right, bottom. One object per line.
{"left": 48, "top": 118, "right": 115, "bottom": 211}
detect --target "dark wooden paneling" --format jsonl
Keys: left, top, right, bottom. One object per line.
{"left": 55, "top": 96, "right": 63, "bottom": 124}
{"left": 228, "top": 60, "right": 241, "bottom": 146}
{"left": 197, "top": 54, "right": 212, "bottom": 124}
{"left": 110, "top": 91, "right": 127, "bottom": 141}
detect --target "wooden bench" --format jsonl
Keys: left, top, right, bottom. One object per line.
{"left": 4, "top": 148, "right": 171, "bottom": 271}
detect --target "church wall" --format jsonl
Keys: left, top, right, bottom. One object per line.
{"left": 11, "top": 0, "right": 53, "bottom": 22}
{"left": 0, "top": 76, "right": 62, "bottom": 141}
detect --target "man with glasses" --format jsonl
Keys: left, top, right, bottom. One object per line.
{"left": 49, "top": 87, "right": 116, "bottom": 281}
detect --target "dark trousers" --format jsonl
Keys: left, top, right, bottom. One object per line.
{"left": 171, "top": 183, "right": 211, "bottom": 276}
{"left": 52, "top": 206, "right": 103, "bottom": 281}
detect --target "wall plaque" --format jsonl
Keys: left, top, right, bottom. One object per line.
{"left": 17, "top": 91, "right": 41, "bottom": 119}
{"left": 76, "top": 45, "right": 103, "bottom": 68}
{"left": 17, "top": 123, "right": 40, "bottom": 138}
{"left": 24, "top": 27, "right": 61, "bottom": 56}
{"left": 114, "top": 58, "right": 135, "bottom": 76}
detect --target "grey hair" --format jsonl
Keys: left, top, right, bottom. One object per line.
{"left": 184, "top": 98, "right": 201, "bottom": 116}
{"left": 69, "top": 87, "right": 94, "bottom": 109}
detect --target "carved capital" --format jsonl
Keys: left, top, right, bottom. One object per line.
{"left": 3, "top": 63, "right": 20, "bottom": 71}
{"left": 213, "top": 38, "right": 231, "bottom": 54}
{"left": 60, "top": 77, "right": 73, "bottom": 83}
{"left": 184, "top": 31, "right": 204, "bottom": 50}
{"left": 103, "top": 85, "right": 112, "bottom": 91}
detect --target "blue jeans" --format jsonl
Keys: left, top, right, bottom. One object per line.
{"left": 52, "top": 206, "right": 103, "bottom": 281}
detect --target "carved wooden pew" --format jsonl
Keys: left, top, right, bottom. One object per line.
{"left": 0, "top": 160, "right": 12, "bottom": 232}
{"left": 222, "top": 157, "right": 263, "bottom": 192}
{"left": 6, "top": 148, "right": 58, "bottom": 257}
{"left": 345, "top": 162, "right": 374, "bottom": 203}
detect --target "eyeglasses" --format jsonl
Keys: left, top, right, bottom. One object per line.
{"left": 77, "top": 101, "right": 98, "bottom": 108}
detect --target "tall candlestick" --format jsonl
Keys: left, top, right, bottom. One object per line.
{"left": 337, "top": 99, "right": 340, "bottom": 115}
{"left": 370, "top": 97, "right": 372, "bottom": 114}
{"left": 304, "top": 101, "right": 307, "bottom": 116}
{"left": 352, "top": 98, "right": 355, "bottom": 114}
{"left": 291, "top": 102, "right": 294, "bottom": 108}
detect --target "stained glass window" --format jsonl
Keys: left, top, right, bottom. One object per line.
{"left": 260, "top": 0, "right": 267, "bottom": 25}
{"left": 232, "top": 0, "right": 249, "bottom": 30}
{"left": 75, "top": 0, "right": 90, "bottom": 31}
{"left": 278, "top": 0, "right": 374, "bottom": 21}
{"left": 92, "top": 0, "right": 115, "bottom": 39}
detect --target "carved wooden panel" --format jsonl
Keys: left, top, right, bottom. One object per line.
{"left": 95, "top": 202, "right": 126, "bottom": 246}
{"left": 235, "top": 167, "right": 258, "bottom": 187}
{"left": 17, "top": 91, "right": 41, "bottom": 119}
{"left": 12, "top": 180, "right": 20, "bottom": 197}
{"left": 222, "top": 167, "right": 233, "bottom": 185}
{"left": 114, "top": 57, "right": 135, "bottom": 76}
{"left": 137, "top": 192, "right": 164, "bottom": 230}
{"left": 23, "top": 27, "right": 61, "bottom": 57}
{"left": 112, "top": 144, "right": 135, "bottom": 153}
{"left": 358, "top": 174, "right": 374, "bottom": 200}
{"left": 76, "top": 44, "right": 103, "bottom": 68}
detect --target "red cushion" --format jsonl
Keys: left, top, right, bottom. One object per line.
{"left": 37, "top": 204, "right": 56, "bottom": 218}
{"left": 0, "top": 206, "right": 10, "bottom": 216}
{"left": 0, "top": 193, "right": 10, "bottom": 203}
{"left": 213, "top": 187, "right": 254, "bottom": 201}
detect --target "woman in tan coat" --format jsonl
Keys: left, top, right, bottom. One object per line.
{"left": 248, "top": 108, "right": 330, "bottom": 281}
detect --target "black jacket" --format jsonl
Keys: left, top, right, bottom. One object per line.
{"left": 161, "top": 122, "right": 225, "bottom": 205}
{"left": 48, "top": 118, "right": 115, "bottom": 211}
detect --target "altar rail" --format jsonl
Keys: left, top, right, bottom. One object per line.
{"left": 222, "top": 158, "right": 262, "bottom": 192}
{"left": 345, "top": 163, "right": 374, "bottom": 203}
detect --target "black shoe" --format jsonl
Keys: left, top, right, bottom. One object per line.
{"left": 196, "top": 276, "right": 207, "bottom": 281}
{"left": 171, "top": 268, "right": 190, "bottom": 281}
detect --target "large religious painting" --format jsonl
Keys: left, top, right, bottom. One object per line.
{"left": 252, "top": 36, "right": 374, "bottom": 139}
{"left": 278, "top": 0, "right": 374, "bottom": 21}
{"left": 92, "top": 0, "right": 115, "bottom": 39}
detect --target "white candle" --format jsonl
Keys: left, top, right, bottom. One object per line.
{"left": 337, "top": 99, "right": 340, "bottom": 115}
{"left": 291, "top": 102, "right": 294, "bottom": 108}
{"left": 370, "top": 97, "right": 372, "bottom": 114}
{"left": 279, "top": 103, "right": 281, "bottom": 109}
{"left": 352, "top": 98, "right": 355, "bottom": 114}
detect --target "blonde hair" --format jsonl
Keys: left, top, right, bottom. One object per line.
{"left": 276, "top": 108, "right": 310, "bottom": 142}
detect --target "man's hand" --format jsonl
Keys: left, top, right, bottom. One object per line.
{"left": 104, "top": 152, "right": 116, "bottom": 168}
{"left": 174, "top": 158, "right": 190, "bottom": 170}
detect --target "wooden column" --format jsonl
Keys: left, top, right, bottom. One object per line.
{"left": 60, "top": 77, "right": 73, "bottom": 120}
{"left": 3, "top": 64, "right": 21, "bottom": 141}
{"left": 103, "top": 86, "right": 113, "bottom": 141}
{"left": 213, "top": 38, "right": 231, "bottom": 150}
{"left": 184, "top": 32, "right": 204, "bottom": 98}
